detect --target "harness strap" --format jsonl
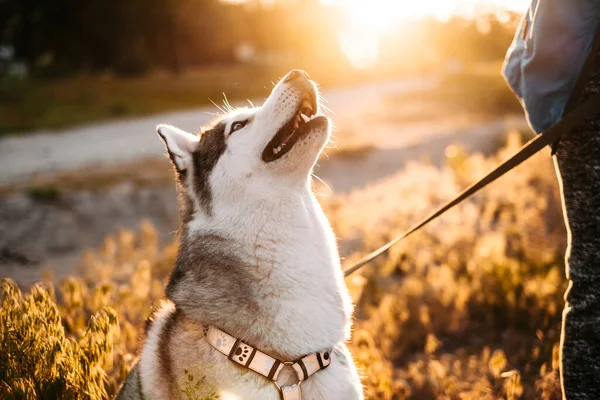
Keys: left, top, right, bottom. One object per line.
{"left": 204, "top": 326, "right": 331, "bottom": 398}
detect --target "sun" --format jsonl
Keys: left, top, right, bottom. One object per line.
{"left": 324, "top": 0, "right": 458, "bottom": 33}
{"left": 323, "top": 0, "right": 530, "bottom": 32}
{"left": 323, "top": 0, "right": 461, "bottom": 68}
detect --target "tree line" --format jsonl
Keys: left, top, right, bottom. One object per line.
{"left": 0, "top": 0, "right": 518, "bottom": 78}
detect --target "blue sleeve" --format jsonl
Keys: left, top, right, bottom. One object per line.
{"left": 502, "top": 0, "right": 600, "bottom": 133}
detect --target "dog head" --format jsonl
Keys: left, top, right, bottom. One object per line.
{"left": 157, "top": 69, "right": 331, "bottom": 221}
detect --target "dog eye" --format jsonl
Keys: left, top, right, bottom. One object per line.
{"left": 230, "top": 120, "right": 249, "bottom": 134}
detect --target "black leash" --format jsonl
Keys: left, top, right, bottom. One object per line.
{"left": 343, "top": 95, "right": 600, "bottom": 277}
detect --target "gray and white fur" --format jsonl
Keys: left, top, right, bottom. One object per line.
{"left": 115, "top": 70, "right": 363, "bottom": 400}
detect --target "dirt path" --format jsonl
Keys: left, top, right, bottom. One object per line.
{"left": 316, "top": 116, "right": 527, "bottom": 193}
{"left": 0, "top": 78, "right": 436, "bottom": 184}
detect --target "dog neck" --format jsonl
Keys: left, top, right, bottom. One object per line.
{"left": 167, "top": 183, "right": 353, "bottom": 360}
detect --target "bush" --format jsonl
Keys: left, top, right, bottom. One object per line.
{"left": 0, "top": 279, "right": 118, "bottom": 399}
{"left": 326, "top": 132, "right": 565, "bottom": 399}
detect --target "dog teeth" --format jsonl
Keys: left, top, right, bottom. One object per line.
{"left": 300, "top": 113, "right": 310, "bottom": 123}
{"left": 273, "top": 145, "right": 283, "bottom": 154}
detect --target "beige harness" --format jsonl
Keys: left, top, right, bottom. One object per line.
{"left": 204, "top": 326, "right": 331, "bottom": 399}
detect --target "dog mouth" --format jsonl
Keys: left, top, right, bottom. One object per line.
{"left": 262, "top": 93, "right": 328, "bottom": 163}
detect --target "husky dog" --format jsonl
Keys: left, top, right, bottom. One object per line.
{"left": 116, "top": 70, "right": 363, "bottom": 400}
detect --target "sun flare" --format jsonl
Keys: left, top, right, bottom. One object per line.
{"left": 325, "top": 0, "right": 530, "bottom": 32}
{"left": 324, "top": 0, "right": 530, "bottom": 68}
{"left": 332, "top": 0, "right": 459, "bottom": 33}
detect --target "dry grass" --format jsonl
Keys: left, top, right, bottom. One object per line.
{"left": 0, "top": 61, "right": 397, "bottom": 136}
{"left": 0, "top": 64, "right": 281, "bottom": 135}
{"left": 1, "top": 133, "right": 567, "bottom": 399}
{"left": 388, "top": 64, "right": 522, "bottom": 123}
{"left": 0, "top": 279, "right": 118, "bottom": 399}
{"left": 326, "top": 132, "right": 565, "bottom": 399}
{"left": 0, "top": 158, "right": 173, "bottom": 197}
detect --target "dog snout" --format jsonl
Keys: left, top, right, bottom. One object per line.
{"left": 284, "top": 69, "right": 310, "bottom": 84}
{"left": 283, "top": 69, "right": 315, "bottom": 96}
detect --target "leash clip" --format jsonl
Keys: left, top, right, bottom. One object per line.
{"left": 276, "top": 382, "right": 302, "bottom": 400}
{"left": 274, "top": 361, "right": 303, "bottom": 400}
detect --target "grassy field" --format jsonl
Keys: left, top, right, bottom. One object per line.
{"left": 1, "top": 132, "right": 566, "bottom": 399}
{"left": 388, "top": 63, "right": 522, "bottom": 121}
{"left": 0, "top": 60, "right": 517, "bottom": 136}
{"left": 0, "top": 62, "right": 396, "bottom": 136}
{"left": 0, "top": 64, "right": 281, "bottom": 135}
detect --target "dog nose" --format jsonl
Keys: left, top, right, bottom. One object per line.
{"left": 284, "top": 69, "right": 310, "bottom": 83}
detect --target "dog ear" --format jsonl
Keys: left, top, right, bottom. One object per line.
{"left": 157, "top": 124, "right": 199, "bottom": 172}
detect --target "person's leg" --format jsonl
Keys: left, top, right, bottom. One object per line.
{"left": 554, "top": 53, "right": 600, "bottom": 399}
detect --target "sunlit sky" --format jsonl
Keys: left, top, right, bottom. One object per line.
{"left": 319, "top": 0, "right": 530, "bottom": 68}
{"left": 321, "top": 0, "right": 530, "bottom": 32}
{"left": 226, "top": 0, "right": 531, "bottom": 69}
{"left": 227, "top": 1, "right": 530, "bottom": 31}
